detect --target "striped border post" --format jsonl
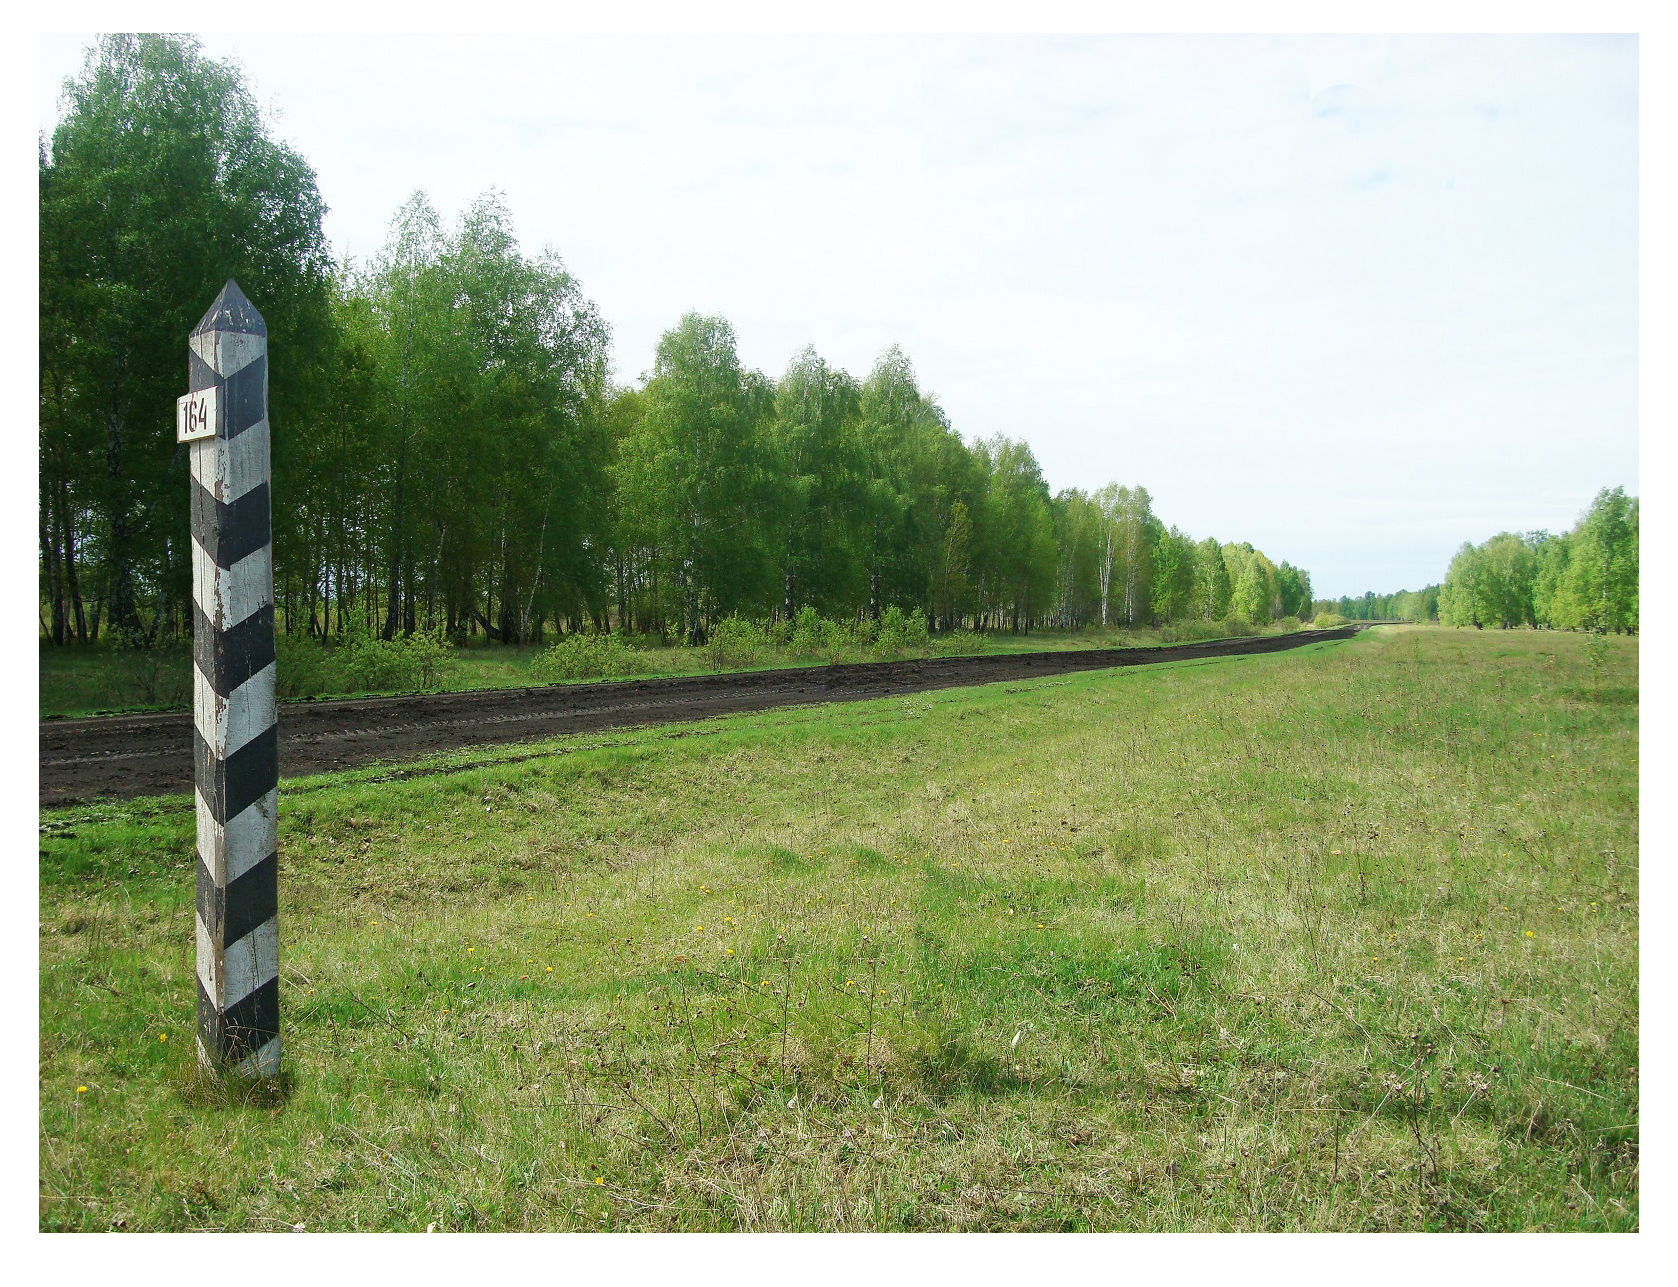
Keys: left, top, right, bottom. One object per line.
{"left": 184, "top": 280, "right": 279, "bottom": 1078}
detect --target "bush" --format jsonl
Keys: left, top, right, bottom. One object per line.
{"left": 1311, "top": 611, "right": 1348, "bottom": 629}
{"left": 1272, "top": 615, "right": 1302, "bottom": 633}
{"left": 876, "top": 605, "right": 929, "bottom": 655}
{"left": 530, "top": 632, "right": 641, "bottom": 683}
{"left": 820, "top": 617, "right": 854, "bottom": 663}
{"left": 400, "top": 628, "right": 452, "bottom": 687}
{"left": 108, "top": 640, "right": 192, "bottom": 709}
{"left": 932, "top": 625, "right": 982, "bottom": 657}
{"left": 707, "top": 615, "right": 764, "bottom": 670}
{"left": 1221, "top": 612, "right": 1253, "bottom": 638}
{"left": 338, "top": 623, "right": 453, "bottom": 692}
{"left": 1158, "top": 619, "right": 1226, "bottom": 645}
{"left": 275, "top": 633, "right": 340, "bottom": 699}
{"left": 789, "top": 606, "right": 825, "bottom": 658}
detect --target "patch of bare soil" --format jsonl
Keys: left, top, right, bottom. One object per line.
{"left": 38, "top": 627, "right": 1358, "bottom": 806}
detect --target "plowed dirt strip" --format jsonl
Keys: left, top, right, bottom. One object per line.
{"left": 39, "top": 626, "right": 1359, "bottom": 806}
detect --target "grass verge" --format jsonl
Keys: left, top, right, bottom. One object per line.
{"left": 39, "top": 625, "right": 1637, "bottom": 1230}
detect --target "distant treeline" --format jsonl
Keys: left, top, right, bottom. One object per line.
{"left": 1310, "top": 588, "right": 1441, "bottom": 624}
{"left": 1316, "top": 484, "right": 1639, "bottom": 634}
{"left": 39, "top": 35, "right": 1314, "bottom": 649}
{"left": 1437, "top": 488, "right": 1638, "bottom": 632}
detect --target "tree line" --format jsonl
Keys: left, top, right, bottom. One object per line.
{"left": 40, "top": 35, "right": 1314, "bottom": 650}
{"left": 1437, "top": 488, "right": 1638, "bottom": 632}
{"left": 1319, "top": 485, "right": 1639, "bottom": 634}
{"left": 1310, "top": 587, "right": 1441, "bottom": 624}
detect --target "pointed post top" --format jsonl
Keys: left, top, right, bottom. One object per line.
{"left": 192, "top": 279, "right": 266, "bottom": 338}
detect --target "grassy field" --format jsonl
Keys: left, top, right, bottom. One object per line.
{"left": 38, "top": 625, "right": 1637, "bottom": 1231}
{"left": 37, "top": 619, "right": 1291, "bottom": 720}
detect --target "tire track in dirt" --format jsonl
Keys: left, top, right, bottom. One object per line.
{"left": 39, "top": 626, "right": 1360, "bottom": 807}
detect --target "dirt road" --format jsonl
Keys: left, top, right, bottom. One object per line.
{"left": 39, "top": 626, "right": 1359, "bottom": 806}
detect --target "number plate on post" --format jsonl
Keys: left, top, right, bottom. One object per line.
{"left": 176, "top": 386, "right": 221, "bottom": 443}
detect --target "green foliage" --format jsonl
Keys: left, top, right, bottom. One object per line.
{"left": 1439, "top": 490, "right": 1636, "bottom": 633}
{"left": 1312, "top": 611, "right": 1348, "bottom": 629}
{"left": 1315, "top": 588, "right": 1438, "bottom": 624}
{"left": 876, "top": 605, "right": 929, "bottom": 654}
{"left": 38, "top": 38, "right": 1316, "bottom": 658}
{"left": 1149, "top": 526, "right": 1197, "bottom": 624}
{"left": 1195, "top": 537, "right": 1233, "bottom": 622}
{"left": 706, "top": 616, "right": 765, "bottom": 671}
{"left": 615, "top": 313, "right": 771, "bottom": 646}
{"left": 1157, "top": 619, "right": 1231, "bottom": 644}
{"left": 1276, "top": 562, "right": 1312, "bottom": 619}
{"left": 530, "top": 633, "right": 643, "bottom": 683}
{"left": 1545, "top": 489, "right": 1639, "bottom": 633}
{"left": 39, "top": 34, "right": 333, "bottom": 643}
{"left": 1228, "top": 545, "right": 1278, "bottom": 625}
{"left": 275, "top": 633, "right": 339, "bottom": 700}
{"left": 337, "top": 620, "right": 451, "bottom": 691}
{"left": 789, "top": 606, "right": 826, "bottom": 658}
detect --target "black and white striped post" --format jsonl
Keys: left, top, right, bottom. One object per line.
{"left": 181, "top": 280, "right": 280, "bottom": 1078}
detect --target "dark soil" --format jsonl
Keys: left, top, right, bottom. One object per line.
{"left": 38, "top": 626, "right": 1359, "bottom": 807}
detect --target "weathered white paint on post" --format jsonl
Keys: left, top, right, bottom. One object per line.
{"left": 184, "top": 280, "right": 279, "bottom": 1077}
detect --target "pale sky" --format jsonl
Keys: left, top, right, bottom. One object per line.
{"left": 37, "top": 32, "right": 1639, "bottom": 599}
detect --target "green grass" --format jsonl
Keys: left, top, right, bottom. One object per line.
{"left": 38, "top": 625, "right": 1637, "bottom": 1230}
{"left": 37, "top": 618, "right": 1284, "bottom": 720}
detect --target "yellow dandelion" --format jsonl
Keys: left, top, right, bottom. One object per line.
{"left": 76, "top": 1086, "right": 87, "bottom": 1094}
{"left": 158, "top": 1033, "right": 167, "bottom": 1043}
{"left": 1525, "top": 930, "right": 1535, "bottom": 938}
{"left": 725, "top": 948, "right": 734, "bottom": 955}
{"left": 596, "top": 1177, "right": 605, "bottom": 1185}
{"left": 546, "top": 966, "right": 553, "bottom": 973}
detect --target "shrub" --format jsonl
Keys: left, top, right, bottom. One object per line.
{"left": 932, "top": 625, "right": 982, "bottom": 656}
{"left": 818, "top": 617, "right": 853, "bottom": 664}
{"left": 790, "top": 606, "right": 825, "bottom": 657}
{"left": 1273, "top": 615, "right": 1302, "bottom": 633}
{"left": 876, "top": 605, "right": 928, "bottom": 655}
{"left": 1158, "top": 619, "right": 1226, "bottom": 645}
{"left": 906, "top": 611, "right": 930, "bottom": 650}
{"left": 707, "top": 615, "right": 764, "bottom": 670}
{"left": 337, "top": 621, "right": 453, "bottom": 692}
{"left": 1221, "top": 612, "right": 1253, "bottom": 638}
{"left": 530, "top": 632, "right": 641, "bottom": 683}
{"left": 108, "top": 640, "right": 192, "bottom": 709}
{"left": 1312, "top": 611, "right": 1348, "bottom": 629}
{"left": 275, "top": 633, "right": 341, "bottom": 699}
{"left": 400, "top": 628, "right": 452, "bottom": 688}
